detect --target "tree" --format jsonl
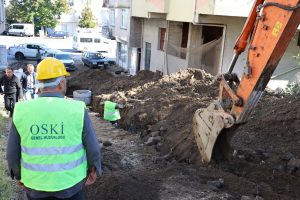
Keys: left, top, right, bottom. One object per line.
{"left": 78, "top": 7, "right": 97, "bottom": 28}
{"left": 6, "top": 0, "right": 69, "bottom": 29}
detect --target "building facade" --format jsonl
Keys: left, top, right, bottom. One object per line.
{"left": 104, "top": 0, "right": 141, "bottom": 75}
{"left": 131, "top": 0, "right": 300, "bottom": 90}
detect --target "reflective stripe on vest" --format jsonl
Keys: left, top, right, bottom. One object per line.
{"left": 103, "top": 100, "right": 121, "bottom": 121}
{"left": 21, "top": 155, "right": 86, "bottom": 172}
{"left": 13, "top": 97, "right": 87, "bottom": 191}
{"left": 21, "top": 144, "right": 84, "bottom": 155}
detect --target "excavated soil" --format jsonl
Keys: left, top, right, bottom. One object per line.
{"left": 67, "top": 67, "right": 300, "bottom": 200}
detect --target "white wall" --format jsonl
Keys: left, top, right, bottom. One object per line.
{"left": 141, "top": 19, "right": 167, "bottom": 73}
{"left": 213, "top": 0, "right": 254, "bottom": 17}
{"left": 141, "top": 18, "right": 189, "bottom": 74}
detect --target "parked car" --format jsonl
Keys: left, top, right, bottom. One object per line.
{"left": 7, "top": 23, "right": 34, "bottom": 37}
{"left": 42, "top": 50, "right": 76, "bottom": 71}
{"left": 97, "top": 51, "right": 116, "bottom": 65}
{"left": 81, "top": 51, "right": 115, "bottom": 69}
{"left": 48, "top": 31, "right": 69, "bottom": 39}
{"left": 8, "top": 43, "right": 51, "bottom": 60}
{"left": 1, "top": 30, "right": 8, "bottom": 35}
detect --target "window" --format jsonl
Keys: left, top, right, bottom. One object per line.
{"left": 118, "top": 42, "right": 127, "bottom": 63}
{"left": 13, "top": 25, "right": 24, "bottom": 29}
{"left": 121, "top": 9, "right": 128, "bottom": 29}
{"left": 94, "top": 38, "right": 101, "bottom": 43}
{"left": 110, "top": 9, "right": 115, "bottom": 26}
{"left": 158, "top": 28, "right": 166, "bottom": 51}
{"left": 80, "top": 38, "right": 93, "bottom": 43}
{"left": 27, "top": 44, "right": 34, "bottom": 49}
{"left": 68, "top": 0, "right": 74, "bottom": 6}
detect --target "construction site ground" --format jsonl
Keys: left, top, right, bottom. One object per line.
{"left": 2, "top": 61, "right": 300, "bottom": 200}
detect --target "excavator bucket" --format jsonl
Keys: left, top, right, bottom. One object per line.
{"left": 193, "top": 101, "right": 235, "bottom": 163}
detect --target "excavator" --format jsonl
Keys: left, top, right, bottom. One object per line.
{"left": 193, "top": 0, "right": 300, "bottom": 163}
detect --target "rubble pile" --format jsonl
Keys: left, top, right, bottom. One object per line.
{"left": 69, "top": 68, "right": 219, "bottom": 163}
{"left": 69, "top": 67, "right": 300, "bottom": 199}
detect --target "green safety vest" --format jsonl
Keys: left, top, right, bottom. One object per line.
{"left": 103, "top": 101, "right": 121, "bottom": 121}
{"left": 13, "top": 97, "right": 87, "bottom": 191}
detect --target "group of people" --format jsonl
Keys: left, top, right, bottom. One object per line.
{"left": 0, "top": 64, "right": 39, "bottom": 117}
{"left": 3, "top": 57, "right": 102, "bottom": 200}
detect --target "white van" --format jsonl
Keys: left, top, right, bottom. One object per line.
{"left": 8, "top": 23, "right": 34, "bottom": 37}
{"left": 72, "top": 32, "right": 109, "bottom": 52}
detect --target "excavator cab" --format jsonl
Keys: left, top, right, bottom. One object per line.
{"left": 193, "top": 0, "right": 300, "bottom": 163}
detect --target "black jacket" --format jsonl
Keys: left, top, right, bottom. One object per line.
{"left": 20, "top": 71, "right": 38, "bottom": 90}
{"left": 0, "top": 74, "right": 23, "bottom": 98}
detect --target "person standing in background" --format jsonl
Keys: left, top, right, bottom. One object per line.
{"left": 0, "top": 66, "right": 23, "bottom": 117}
{"left": 21, "top": 64, "right": 38, "bottom": 100}
{"left": 36, "top": 48, "right": 42, "bottom": 65}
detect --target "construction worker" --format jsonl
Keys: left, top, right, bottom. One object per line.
{"left": 0, "top": 66, "right": 23, "bottom": 117}
{"left": 7, "top": 58, "right": 102, "bottom": 200}
{"left": 103, "top": 100, "right": 121, "bottom": 126}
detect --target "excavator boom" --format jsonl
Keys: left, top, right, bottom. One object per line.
{"left": 193, "top": 0, "right": 300, "bottom": 163}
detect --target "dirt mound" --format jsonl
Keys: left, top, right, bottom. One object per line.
{"left": 69, "top": 68, "right": 300, "bottom": 199}
{"left": 79, "top": 69, "right": 218, "bottom": 164}
{"left": 67, "top": 69, "right": 162, "bottom": 96}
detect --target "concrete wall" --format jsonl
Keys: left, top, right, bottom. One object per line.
{"left": 167, "top": 0, "right": 195, "bottom": 22}
{"left": 129, "top": 17, "right": 142, "bottom": 48}
{"left": 141, "top": 19, "right": 167, "bottom": 73}
{"left": 114, "top": 7, "right": 130, "bottom": 42}
{"left": 131, "top": 0, "right": 167, "bottom": 18}
{"left": 141, "top": 19, "right": 188, "bottom": 74}
{"left": 0, "top": 0, "right": 5, "bottom": 33}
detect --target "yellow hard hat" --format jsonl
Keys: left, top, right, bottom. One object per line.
{"left": 36, "top": 57, "right": 70, "bottom": 80}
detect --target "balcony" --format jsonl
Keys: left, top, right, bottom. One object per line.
{"left": 114, "top": 0, "right": 130, "bottom": 8}
{"left": 196, "top": 0, "right": 254, "bottom": 17}
{"left": 132, "top": 0, "right": 168, "bottom": 19}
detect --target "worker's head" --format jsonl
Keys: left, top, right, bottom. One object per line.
{"left": 5, "top": 66, "right": 14, "bottom": 79}
{"left": 27, "top": 64, "right": 35, "bottom": 74}
{"left": 37, "top": 57, "right": 70, "bottom": 94}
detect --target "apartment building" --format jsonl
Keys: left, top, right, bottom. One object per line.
{"left": 56, "top": 0, "right": 103, "bottom": 36}
{"left": 104, "top": 0, "right": 142, "bottom": 75}
{"left": 131, "top": 0, "right": 300, "bottom": 90}
{"left": 0, "top": 0, "right": 5, "bottom": 33}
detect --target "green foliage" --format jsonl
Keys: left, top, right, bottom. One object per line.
{"left": 6, "top": 0, "right": 70, "bottom": 29}
{"left": 78, "top": 7, "right": 97, "bottom": 28}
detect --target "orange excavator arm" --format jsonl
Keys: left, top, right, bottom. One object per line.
{"left": 193, "top": 0, "right": 300, "bottom": 163}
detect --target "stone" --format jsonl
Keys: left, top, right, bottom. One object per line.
{"left": 159, "top": 126, "right": 167, "bottom": 132}
{"left": 102, "top": 140, "right": 112, "bottom": 147}
{"left": 241, "top": 195, "right": 264, "bottom": 200}
{"left": 287, "top": 158, "right": 300, "bottom": 174}
{"left": 145, "top": 136, "right": 161, "bottom": 146}
{"left": 207, "top": 178, "right": 224, "bottom": 189}
{"left": 151, "top": 131, "right": 160, "bottom": 137}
